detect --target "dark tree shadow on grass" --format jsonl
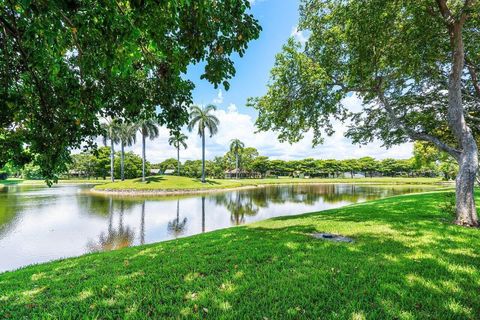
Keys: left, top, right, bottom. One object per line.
{"left": 192, "top": 178, "right": 221, "bottom": 186}
{"left": 143, "top": 176, "right": 167, "bottom": 184}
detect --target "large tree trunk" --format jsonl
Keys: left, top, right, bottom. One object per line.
{"left": 121, "top": 142, "right": 125, "bottom": 181}
{"left": 456, "top": 151, "right": 478, "bottom": 226}
{"left": 110, "top": 139, "right": 115, "bottom": 182}
{"left": 447, "top": 21, "right": 478, "bottom": 226}
{"left": 142, "top": 133, "right": 146, "bottom": 182}
{"left": 201, "top": 133, "right": 206, "bottom": 183}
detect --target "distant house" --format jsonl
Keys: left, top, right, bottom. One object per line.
{"left": 292, "top": 170, "right": 305, "bottom": 179}
{"left": 150, "top": 168, "right": 161, "bottom": 175}
{"left": 163, "top": 169, "right": 175, "bottom": 175}
{"left": 68, "top": 170, "right": 81, "bottom": 178}
{"left": 225, "top": 168, "right": 243, "bottom": 179}
{"left": 224, "top": 169, "right": 261, "bottom": 179}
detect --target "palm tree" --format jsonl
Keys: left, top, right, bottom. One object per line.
{"left": 117, "top": 122, "right": 137, "bottom": 181}
{"left": 187, "top": 104, "right": 220, "bottom": 183}
{"left": 101, "top": 119, "right": 120, "bottom": 182}
{"left": 168, "top": 132, "right": 188, "bottom": 176}
{"left": 137, "top": 118, "right": 159, "bottom": 182}
{"left": 229, "top": 139, "right": 245, "bottom": 179}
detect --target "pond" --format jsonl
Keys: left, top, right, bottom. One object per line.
{"left": 0, "top": 183, "right": 438, "bottom": 273}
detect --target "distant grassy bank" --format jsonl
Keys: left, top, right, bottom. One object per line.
{"left": 93, "top": 175, "right": 445, "bottom": 194}
{"left": 0, "top": 178, "right": 108, "bottom": 186}
{"left": 0, "top": 191, "right": 478, "bottom": 319}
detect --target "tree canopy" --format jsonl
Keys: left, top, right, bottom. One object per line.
{"left": 252, "top": 0, "right": 479, "bottom": 147}
{"left": 250, "top": 0, "right": 480, "bottom": 226}
{"left": 0, "top": 0, "right": 261, "bottom": 182}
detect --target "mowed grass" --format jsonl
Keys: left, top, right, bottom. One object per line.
{"left": 0, "top": 178, "right": 107, "bottom": 186}
{"left": 94, "top": 175, "right": 443, "bottom": 192}
{"left": 94, "top": 175, "right": 244, "bottom": 191}
{"left": 1, "top": 191, "right": 479, "bottom": 319}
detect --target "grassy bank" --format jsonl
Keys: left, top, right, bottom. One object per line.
{"left": 1, "top": 191, "right": 478, "bottom": 319}
{"left": 0, "top": 178, "right": 108, "bottom": 186}
{"left": 94, "top": 175, "right": 444, "bottom": 192}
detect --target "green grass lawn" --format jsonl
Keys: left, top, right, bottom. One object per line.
{"left": 94, "top": 175, "right": 444, "bottom": 192}
{"left": 1, "top": 191, "right": 478, "bottom": 319}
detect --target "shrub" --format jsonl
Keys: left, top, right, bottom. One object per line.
{"left": 21, "top": 163, "right": 43, "bottom": 180}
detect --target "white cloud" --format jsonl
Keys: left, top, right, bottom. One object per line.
{"left": 291, "top": 26, "right": 308, "bottom": 45}
{"left": 227, "top": 103, "right": 237, "bottom": 113}
{"left": 212, "top": 89, "right": 224, "bottom": 104}
{"left": 122, "top": 95, "right": 413, "bottom": 163}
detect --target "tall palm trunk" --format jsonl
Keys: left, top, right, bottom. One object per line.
{"left": 177, "top": 146, "right": 180, "bottom": 176}
{"left": 110, "top": 139, "right": 115, "bottom": 182}
{"left": 121, "top": 142, "right": 125, "bottom": 181}
{"left": 235, "top": 153, "right": 239, "bottom": 179}
{"left": 201, "top": 131, "right": 206, "bottom": 183}
{"left": 142, "top": 132, "right": 146, "bottom": 182}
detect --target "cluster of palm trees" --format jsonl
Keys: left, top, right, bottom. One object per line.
{"left": 100, "top": 103, "right": 222, "bottom": 183}
{"left": 101, "top": 117, "right": 160, "bottom": 182}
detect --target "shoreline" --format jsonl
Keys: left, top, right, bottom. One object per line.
{"left": 89, "top": 184, "right": 260, "bottom": 196}
{"left": 0, "top": 180, "right": 106, "bottom": 187}
{"left": 91, "top": 180, "right": 450, "bottom": 196}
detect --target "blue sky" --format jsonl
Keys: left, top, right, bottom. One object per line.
{"left": 187, "top": 0, "right": 300, "bottom": 117}
{"left": 127, "top": 0, "right": 413, "bottom": 163}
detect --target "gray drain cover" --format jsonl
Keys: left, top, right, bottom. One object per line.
{"left": 312, "top": 233, "right": 354, "bottom": 243}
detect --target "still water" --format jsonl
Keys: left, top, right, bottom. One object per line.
{"left": 0, "top": 183, "right": 437, "bottom": 272}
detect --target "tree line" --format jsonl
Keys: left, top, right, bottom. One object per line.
{"left": 156, "top": 141, "right": 456, "bottom": 180}
{"left": 3, "top": 134, "right": 456, "bottom": 181}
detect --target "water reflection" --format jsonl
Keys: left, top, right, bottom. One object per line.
{"left": 140, "top": 201, "right": 145, "bottom": 245}
{"left": 202, "top": 196, "right": 206, "bottom": 233}
{"left": 87, "top": 200, "right": 135, "bottom": 252}
{"left": 0, "top": 183, "right": 440, "bottom": 272}
{"left": 214, "top": 192, "right": 259, "bottom": 225}
{"left": 167, "top": 200, "right": 188, "bottom": 238}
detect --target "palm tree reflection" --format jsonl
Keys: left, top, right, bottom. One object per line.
{"left": 215, "top": 192, "right": 259, "bottom": 226}
{"left": 87, "top": 199, "right": 135, "bottom": 252}
{"left": 140, "top": 200, "right": 145, "bottom": 245}
{"left": 167, "top": 199, "right": 187, "bottom": 238}
{"left": 202, "top": 196, "right": 206, "bottom": 232}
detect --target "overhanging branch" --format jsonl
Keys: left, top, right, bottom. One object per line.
{"left": 377, "top": 88, "right": 461, "bottom": 160}
{"left": 466, "top": 58, "right": 480, "bottom": 98}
